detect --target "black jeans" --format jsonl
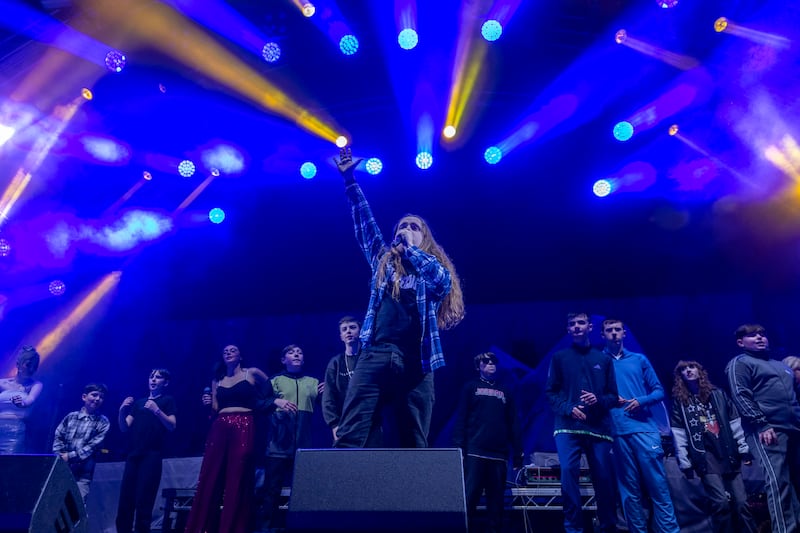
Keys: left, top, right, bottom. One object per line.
{"left": 335, "top": 343, "right": 434, "bottom": 448}
{"left": 115, "top": 451, "right": 163, "bottom": 533}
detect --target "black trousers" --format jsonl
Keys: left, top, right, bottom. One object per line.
{"left": 115, "top": 451, "right": 163, "bottom": 533}
{"left": 464, "top": 455, "right": 507, "bottom": 533}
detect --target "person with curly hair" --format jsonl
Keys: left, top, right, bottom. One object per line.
{"left": 671, "top": 359, "right": 757, "bottom": 532}
{"left": 333, "top": 147, "right": 465, "bottom": 448}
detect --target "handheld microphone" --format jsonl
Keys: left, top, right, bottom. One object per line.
{"left": 203, "top": 386, "right": 212, "bottom": 395}
{"left": 391, "top": 234, "right": 405, "bottom": 247}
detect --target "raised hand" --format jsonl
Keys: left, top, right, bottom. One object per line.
{"left": 334, "top": 147, "right": 362, "bottom": 177}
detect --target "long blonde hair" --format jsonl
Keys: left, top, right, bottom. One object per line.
{"left": 376, "top": 214, "right": 465, "bottom": 330}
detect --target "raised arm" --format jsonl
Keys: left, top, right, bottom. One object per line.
{"left": 118, "top": 396, "right": 134, "bottom": 432}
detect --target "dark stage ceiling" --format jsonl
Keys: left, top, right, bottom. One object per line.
{"left": 1, "top": 0, "right": 800, "bottom": 321}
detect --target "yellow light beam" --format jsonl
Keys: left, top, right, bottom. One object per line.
{"left": 81, "top": 0, "right": 341, "bottom": 142}
{"left": 29, "top": 272, "right": 121, "bottom": 362}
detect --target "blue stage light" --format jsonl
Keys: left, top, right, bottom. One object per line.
{"left": 104, "top": 50, "right": 127, "bottom": 73}
{"left": 593, "top": 179, "right": 613, "bottom": 197}
{"left": 365, "top": 157, "right": 383, "bottom": 175}
{"left": 481, "top": 20, "right": 503, "bottom": 42}
{"left": 484, "top": 146, "right": 502, "bottom": 164}
{"left": 415, "top": 152, "right": 433, "bottom": 170}
{"left": 49, "top": 280, "right": 66, "bottom": 296}
{"left": 209, "top": 208, "right": 226, "bottom": 224}
{"left": 613, "top": 121, "right": 634, "bottom": 142}
{"left": 0, "top": 238, "right": 10, "bottom": 258}
{"left": 262, "top": 42, "right": 281, "bottom": 63}
{"left": 178, "top": 160, "right": 196, "bottom": 177}
{"left": 657, "top": 0, "right": 678, "bottom": 7}
{"left": 300, "top": 162, "right": 317, "bottom": 179}
{"left": 398, "top": 29, "right": 419, "bottom": 50}
{"left": 339, "top": 35, "right": 359, "bottom": 56}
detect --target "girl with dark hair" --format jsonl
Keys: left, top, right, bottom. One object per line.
{"left": 185, "top": 345, "right": 271, "bottom": 533}
{"left": 333, "top": 147, "right": 465, "bottom": 448}
{"left": 670, "top": 360, "right": 757, "bottom": 532}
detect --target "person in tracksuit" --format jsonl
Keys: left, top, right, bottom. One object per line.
{"left": 726, "top": 324, "right": 800, "bottom": 533}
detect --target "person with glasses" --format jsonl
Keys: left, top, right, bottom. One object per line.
{"left": 453, "top": 352, "right": 523, "bottom": 533}
{"left": 333, "top": 147, "right": 465, "bottom": 448}
{"left": 726, "top": 325, "right": 800, "bottom": 533}
{"left": 671, "top": 360, "right": 757, "bottom": 532}
{"left": 0, "top": 345, "right": 43, "bottom": 454}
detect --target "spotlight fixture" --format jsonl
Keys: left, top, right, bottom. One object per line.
{"left": 81, "top": 88, "right": 93, "bottom": 100}
{"left": 300, "top": 162, "right": 317, "bottom": 179}
{"left": 593, "top": 179, "right": 612, "bottom": 197}
{"left": 481, "top": 20, "right": 503, "bottom": 42}
{"left": 613, "top": 121, "right": 634, "bottom": 142}
{"left": 0, "top": 238, "right": 10, "bottom": 257}
{"left": 302, "top": 3, "right": 315, "bottom": 17}
{"left": 415, "top": 152, "right": 433, "bottom": 170}
{"left": 262, "top": 42, "right": 281, "bottom": 63}
{"left": 49, "top": 280, "right": 66, "bottom": 296}
{"left": 104, "top": 50, "right": 127, "bottom": 73}
{"left": 443, "top": 125, "right": 456, "bottom": 139}
{"left": 335, "top": 136, "right": 348, "bottom": 148}
{"left": 365, "top": 158, "right": 383, "bottom": 175}
{"left": 178, "top": 160, "right": 196, "bottom": 178}
{"left": 339, "top": 35, "right": 359, "bottom": 56}
{"left": 209, "top": 208, "right": 225, "bottom": 224}
{"left": 398, "top": 28, "right": 419, "bottom": 50}
{"left": 614, "top": 29, "right": 627, "bottom": 44}
{"left": 484, "top": 146, "right": 502, "bottom": 164}
{"left": 668, "top": 124, "right": 679, "bottom": 136}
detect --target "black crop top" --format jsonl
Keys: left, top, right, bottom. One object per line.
{"left": 216, "top": 379, "right": 257, "bottom": 411}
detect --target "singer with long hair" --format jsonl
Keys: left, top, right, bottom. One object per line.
{"left": 185, "top": 345, "right": 272, "bottom": 533}
{"left": 333, "top": 147, "right": 465, "bottom": 448}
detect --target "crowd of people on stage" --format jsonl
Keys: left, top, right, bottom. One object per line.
{"left": 1, "top": 149, "right": 799, "bottom": 533}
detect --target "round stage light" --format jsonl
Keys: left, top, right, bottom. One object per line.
{"left": 614, "top": 29, "right": 627, "bottom": 44}
{"left": 668, "top": 124, "right": 679, "bottom": 136}
{"left": 178, "top": 160, "right": 196, "bottom": 178}
{"left": 339, "top": 35, "right": 359, "bottom": 56}
{"left": 613, "top": 121, "right": 634, "bottom": 142}
{"left": 714, "top": 17, "right": 728, "bottom": 33}
{"left": 143, "top": 171, "right": 153, "bottom": 181}
{"left": 49, "top": 280, "right": 66, "bottom": 296}
{"left": 484, "top": 146, "right": 502, "bottom": 165}
{"left": 656, "top": 0, "right": 678, "bottom": 8}
{"left": 415, "top": 152, "right": 433, "bottom": 170}
{"left": 209, "top": 208, "right": 226, "bottom": 224}
{"left": 335, "top": 136, "right": 348, "bottom": 148}
{"left": 365, "top": 157, "right": 383, "bottom": 175}
{"left": 0, "top": 238, "right": 10, "bottom": 258}
{"left": 443, "top": 125, "right": 456, "bottom": 139}
{"left": 302, "top": 3, "right": 315, "bottom": 17}
{"left": 262, "top": 42, "right": 281, "bottom": 63}
{"left": 104, "top": 50, "right": 127, "bottom": 73}
{"left": 300, "top": 162, "right": 317, "bottom": 179}
{"left": 593, "top": 179, "right": 613, "bottom": 198}
{"left": 81, "top": 88, "right": 93, "bottom": 101}
{"left": 211, "top": 168, "right": 220, "bottom": 177}
{"left": 398, "top": 28, "right": 419, "bottom": 50}
{"left": 159, "top": 83, "right": 167, "bottom": 93}
{"left": 481, "top": 20, "right": 503, "bottom": 42}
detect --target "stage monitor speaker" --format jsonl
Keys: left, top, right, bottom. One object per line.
{"left": 287, "top": 448, "right": 467, "bottom": 533}
{"left": 0, "top": 454, "right": 87, "bottom": 533}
